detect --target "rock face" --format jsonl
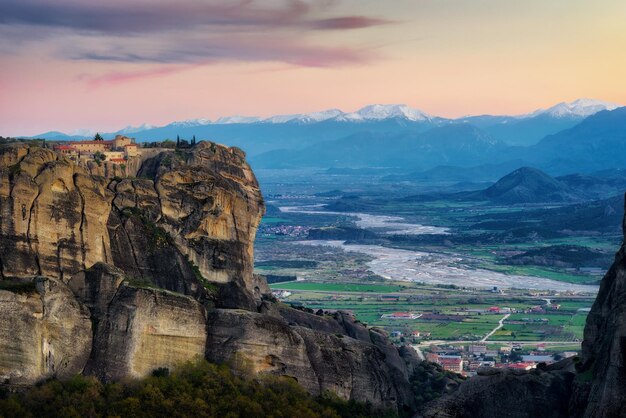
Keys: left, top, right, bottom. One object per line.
{"left": 575, "top": 201, "right": 626, "bottom": 418}
{"left": 0, "top": 142, "right": 264, "bottom": 308}
{"left": 420, "top": 194, "right": 626, "bottom": 418}
{"left": 0, "top": 278, "right": 92, "bottom": 386}
{"left": 0, "top": 145, "right": 113, "bottom": 280}
{"left": 207, "top": 306, "right": 414, "bottom": 410}
{"left": 0, "top": 142, "right": 416, "bottom": 410}
{"left": 420, "top": 362, "right": 576, "bottom": 418}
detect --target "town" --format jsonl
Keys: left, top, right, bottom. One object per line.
{"left": 421, "top": 341, "right": 577, "bottom": 376}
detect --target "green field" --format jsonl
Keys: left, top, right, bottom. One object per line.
{"left": 479, "top": 264, "right": 598, "bottom": 284}
{"left": 486, "top": 311, "right": 588, "bottom": 342}
{"left": 269, "top": 280, "right": 594, "bottom": 343}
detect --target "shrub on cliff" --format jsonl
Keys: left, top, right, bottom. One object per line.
{"left": 0, "top": 360, "right": 396, "bottom": 418}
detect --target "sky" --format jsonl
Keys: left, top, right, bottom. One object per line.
{"left": 1, "top": 0, "right": 626, "bottom": 136}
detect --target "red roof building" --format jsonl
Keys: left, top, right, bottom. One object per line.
{"left": 438, "top": 356, "right": 464, "bottom": 373}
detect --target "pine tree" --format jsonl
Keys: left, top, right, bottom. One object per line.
{"left": 192, "top": 135, "right": 196, "bottom": 145}
{"left": 94, "top": 133, "right": 104, "bottom": 141}
{"left": 176, "top": 135, "right": 180, "bottom": 148}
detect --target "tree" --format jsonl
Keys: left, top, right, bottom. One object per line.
{"left": 94, "top": 133, "right": 104, "bottom": 141}
{"left": 93, "top": 151, "right": 105, "bottom": 162}
{"left": 176, "top": 135, "right": 180, "bottom": 148}
{"left": 192, "top": 135, "right": 196, "bottom": 146}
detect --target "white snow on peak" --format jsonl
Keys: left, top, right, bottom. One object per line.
{"left": 261, "top": 105, "right": 431, "bottom": 123}
{"left": 117, "top": 123, "right": 155, "bottom": 134}
{"left": 124, "top": 99, "right": 622, "bottom": 134}
{"left": 162, "top": 105, "right": 430, "bottom": 126}
{"left": 214, "top": 115, "right": 261, "bottom": 124}
{"left": 338, "top": 104, "right": 432, "bottom": 122}
{"left": 295, "top": 109, "right": 345, "bottom": 123}
{"left": 528, "top": 98, "right": 622, "bottom": 118}
{"left": 263, "top": 109, "right": 345, "bottom": 123}
{"left": 263, "top": 114, "right": 302, "bottom": 123}
{"left": 170, "top": 118, "right": 212, "bottom": 127}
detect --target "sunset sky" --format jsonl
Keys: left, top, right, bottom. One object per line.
{"left": 1, "top": 0, "right": 625, "bottom": 136}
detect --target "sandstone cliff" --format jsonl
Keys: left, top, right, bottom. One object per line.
{"left": 574, "top": 200, "right": 626, "bottom": 418}
{"left": 0, "top": 142, "right": 416, "bottom": 410}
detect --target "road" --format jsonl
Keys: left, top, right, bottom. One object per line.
{"left": 481, "top": 313, "right": 511, "bottom": 342}
{"left": 413, "top": 340, "right": 579, "bottom": 350}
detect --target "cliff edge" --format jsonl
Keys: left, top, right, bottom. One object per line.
{"left": 0, "top": 142, "right": 416, "bottom": 411}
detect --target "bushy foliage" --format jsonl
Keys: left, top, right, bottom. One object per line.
{"left": 0, "top": 360, "right": 395, "bottom": 418}
{"left": 409, "top": 362, "right": 465, "bottom": 409}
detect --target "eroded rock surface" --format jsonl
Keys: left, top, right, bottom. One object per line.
{"left": 0, "top": 142, "right": 264, "bottom": 308}
{"left": 0, "top": 142, "right": 417, "bottom": 410}
{"left": 207, "top": 307, "right": 415, "bottom": 410}
{"left": 573, "top": 202, "right": 626, "bottom": 418}
{"left": 86, "top": 284, "right": 208, "bottom": 382}
{"left": 0, "top": 278, "right": 92, "bottom": 385}
{"left": 0, "top": 145, "right": 113, "bottom": 280}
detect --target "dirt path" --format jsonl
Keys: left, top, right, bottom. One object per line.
{"left": 481, "top": 313, "right": 511, "bottom": 342}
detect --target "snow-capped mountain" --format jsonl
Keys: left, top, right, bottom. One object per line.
{"left": 338, "top": 104, "right": 432, "bottom": 122}
{"left": 258, "top": 105, "right": 432, "bottom": 124}
{"left": 116, "top": 123, "right": 156, "bottom": 134}
{"left": 291, "top": 109, "right": 344, "bottom": 123}
{"left": 169, "top": 118, "right": 212, "bottom": 128}
{"left": 527, "top": 98, "right": 621, "bottom": 118}
{"left": 262, "top": 114, "right": 304, "bottom": 123}
{"left": 24, "top": 99, "right": 623, "bottom": 150}
{"left": 214, "top": 116, "right": 262, "bottom": 124}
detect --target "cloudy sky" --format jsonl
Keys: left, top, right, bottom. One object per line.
{"left": 1, "top": 0, "right": 625, "bottom": 135}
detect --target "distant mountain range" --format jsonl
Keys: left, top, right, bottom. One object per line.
{"left": 20, "top": 98, "right": 626, "bottom": 175}
{"left": 253, "top": 106, "right": 626, "bottom": 174}
{"left": 22, "top": 99, "right": 621, "bottom": 153}
{"left": 251, "top": 124, "right": 507, "bottom": 169}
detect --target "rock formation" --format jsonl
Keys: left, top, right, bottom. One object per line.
{"left": 0, "top": 278, "right": 92, "bottom": 386}
{"left": 0, "top": 142, "right": 416, "bottom": 410}
{"left": 420, "top": 194, "right": 626, "bottom": 418}
{"left": 573, "top": 200, "right": 626, "bottom": 418}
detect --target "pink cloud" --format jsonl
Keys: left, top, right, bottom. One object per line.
{"left": 84, "top": 65, "right": 193, "bottom": 87}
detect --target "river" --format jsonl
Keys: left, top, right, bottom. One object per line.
{"left": 280, "top": 205, "right": 599, "bottom": 294}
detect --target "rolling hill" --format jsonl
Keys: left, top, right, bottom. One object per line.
{"left": 477, "top": 167, "right": 582, "bottom": 204}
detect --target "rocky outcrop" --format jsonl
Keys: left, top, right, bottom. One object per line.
{"left": 573, "top": 200, "right": 626, "bottom": 418}
{"left": 0, "top": 142, "right": 264, "bottom": 308}
{"left": 0, "top": 142, "right": 417, "bottom": 411}
{"left": 420, "top": 194, "right": 626, "bottom": 418}
{"left": 207, "top": 306, "right": 415, "bottom": 410}
{"left": 85, "top": 284, "right": 207, "bottom": 382}
{"left": 420, "top": 362, "right": 576, "bottom": 418}
{"left": 0, "top": 277, "right": 92, "bottom": 386}
{"left": 0, "top": 145, "right": 113, "bottom": 280}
